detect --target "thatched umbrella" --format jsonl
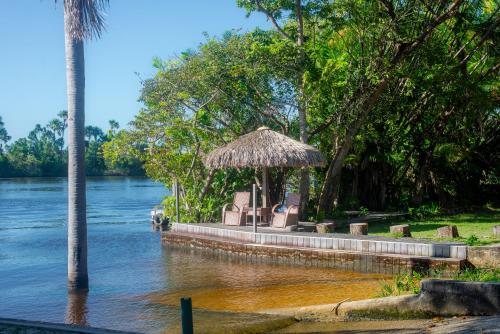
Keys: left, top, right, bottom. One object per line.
{"left": 204, "top": 127, "right": 325, "bottom": 209}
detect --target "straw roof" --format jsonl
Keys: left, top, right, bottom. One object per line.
{"left": 204, "top": 127, "right": 326, "bottom": 169}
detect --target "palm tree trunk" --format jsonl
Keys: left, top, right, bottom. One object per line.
{"left": 65, "top": 9, "right": 88, "bottom": 292}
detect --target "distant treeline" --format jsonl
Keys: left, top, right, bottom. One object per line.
{"left": 0, "top": 113, "right": 144, "bottom": 177}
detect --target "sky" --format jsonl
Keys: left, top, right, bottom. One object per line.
{"left": 0, "top": 0, "right": 270, "bottom": 141}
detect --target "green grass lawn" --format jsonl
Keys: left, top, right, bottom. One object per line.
{"left": 338, "top": 211, "right": 500, "bottom": 245}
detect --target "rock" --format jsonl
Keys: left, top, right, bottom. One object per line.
{"left": 316, "top": 222, "right": 335, "bottom": 233}
{"left": 350, "top": 223, "right": 368, "bottom": 235}
{"left": 493, "top": 225, "right": 500, "bottom": 237}
{"left": 390, "top": 224, "right": 411, "bottom": 237}
{"left": 437, "top": 225, "right": 459, "bottom": 238}
{"left": 285, "top": 225, "right": 298, "bottom": 232}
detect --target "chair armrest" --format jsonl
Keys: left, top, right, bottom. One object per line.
{"left": 271, "top": 204, "right": 281, "bottom": 214}
{"left": 286, "top": 205, "right": 299, "bottom": 215}
{"left": 222, "top": 203, "right": 232, "bottom": 213}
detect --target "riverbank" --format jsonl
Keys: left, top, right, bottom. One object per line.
{"left": 261, "top": 280, "right": 500, "bottom": 321}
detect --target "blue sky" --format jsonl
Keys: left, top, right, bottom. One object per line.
{"left": 0, "top": 0, "right": 270, "bottom": 140}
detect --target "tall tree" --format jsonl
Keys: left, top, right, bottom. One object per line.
{"left": 0, "top": 116, "right": 10, "bottom": 152}
{"left": 62, "top": 0, "right": 109, "bottom": 292}
{"left": 314, "top": 0, "right": 467, "bottom": 214}
{"left": 237, "top": 0, "right": 311, "bottom": 217}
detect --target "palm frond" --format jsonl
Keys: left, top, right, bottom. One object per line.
{"left": 58, "top": 0, "right": 109, "bottom": 40}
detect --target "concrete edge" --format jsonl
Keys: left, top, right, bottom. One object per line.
{"left": 0, "top": 318, "right": 141, "bottom": 334}
{"left": 258, "top": 280, "right": 500, "bottom": 320}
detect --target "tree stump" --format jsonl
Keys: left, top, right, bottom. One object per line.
{"left": 437, "top": 225, "right": 459, "bottom": 238}
{"left": 350, "top": 223, "right": 368, "bottom": 235}
{"left": 316, "top": 221, "right": 335, "bottom": 233}
{"left": 493, "top": 225, "right": 500, "bottom": 237}
{"left": 390, "top": 224, "right": 411, "bottom": 237}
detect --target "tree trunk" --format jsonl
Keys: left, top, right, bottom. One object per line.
{"left": 65, "top": 9, "right": 88, "bottom": 292}
{"left": 317, "top": 78, "right": 389, "bottom": 215}
{"left": 314, "top": 1, "right": 465, "bottom": 215}
{"left": 269, "top": 168, "right": 285, "bottom": 206}
{"left": 296, "top": 0, "right": 309, "bottom": 219}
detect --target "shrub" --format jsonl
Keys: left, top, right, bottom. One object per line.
{"left": 464, "top": 234, "right": 480, "bottom": 246}
{"left": 453, "top": 268, "right": 500, "bottom": 282}
{"left": 359, "top": 206, "right": 369, "bottom": 216}
{"left": 376, "top": 271, "right": 422, "bottom": 297}
{"left": 408, "top": 203, "right": 440, "bottom": 219}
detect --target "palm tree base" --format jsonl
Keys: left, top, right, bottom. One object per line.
{"left": 68, "top": 274, "right": 89, "bottom": 292}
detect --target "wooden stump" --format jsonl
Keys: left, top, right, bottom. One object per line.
{"left": 493, "top": 225, "right": 500, "bottom": 237}
{"left": 316, "top": 222, "right": 335, "bottom": 233}
{"left": 437, "top": 225, "right": 459, "bottom": 238}
{"left": 390, "top": 224, "right": 411, "bottom": 237}
{"left": 350, "top": 223, "right": 368, "bottom": 235}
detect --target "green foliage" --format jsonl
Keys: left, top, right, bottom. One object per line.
{"left": 0, "top": 116, "right": 11, "bottom": 152}
{"left": 0, "top": 112, "right": 143, "bottom": 178}
{"left": 104, "top": 31, "right": 299, "bottom": 222}
{"left": 463, "top": 234, "right": 480, "bottom": 246}
{"left": 377, "top": 268, "right": 499, "bottom": 297}
{"left": 107, "top": 0, "right": 498, "bottom": 221}
{"left": 359, "top": 206, "right": 369, "bottom": 216}
{"left": 408, "top": 203, "right": 440, "bottom": 219}
{"left": 390, "top": 231, "right": 404, "bottom": 239}
{"left": 453, "top": 268, "right": 500, "bottom": 282}
{"left": 376, "top": 271, "right": 422, "bottom": 297}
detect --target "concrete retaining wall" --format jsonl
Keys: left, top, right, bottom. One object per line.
{"left": 163, "top": 232, "right": 465, "bottom": 275}
{"left": 171, "top": 223, "right": 467, "bottom": 259}
{"left": 0, "top": 318, "right": 140, "bottom": 334}
{"left": 263, "top": 280, "right": 500, "bottom": 320}
{"left": 417, "top": 279, "right": 500, "bottom": 316}
{"left": 467, "top": 245, "right": 500, "bottom": 268}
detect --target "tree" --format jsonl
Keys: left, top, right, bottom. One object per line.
{"left": 0, "top": 116, "right": 10, "bottom": 152}
{"left": 237, "top": 0, "right": 312, "bottom": 216}
{"left": 104, "top": 32, "right": 297, "bottom": 221}
{"left": 61, "top": 0, "right": 109, "bottom": 292}
{"left": 104, "top": 0, "right": 499, "bottom": 222}
{"left": 108, "top": 119, "right": 119, "bottom": 132}
{"left": 311, "top": 0, "right": 469, "bottom": 214}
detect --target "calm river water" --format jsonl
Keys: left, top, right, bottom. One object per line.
{"left": 0, "top": 177, "right": 387, "bottom": 333}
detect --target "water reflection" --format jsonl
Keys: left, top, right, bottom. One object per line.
{"left": 65, "top": 291, "right": 88, "bottom": 326}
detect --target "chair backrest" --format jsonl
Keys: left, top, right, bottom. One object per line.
{"left": 286, "top": 193, "right": 300, "bottom": 214}
{"left": 286, "top": 193, "right": 300, "bottom": 206}
{"left": 233, "top": 192, "right": 250, "bottom": 210}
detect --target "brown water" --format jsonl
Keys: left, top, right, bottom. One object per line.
{"left": 0, "top": 177, "right": 388, "bottom": 333}
{"left": 145, "top": 247, "right": 387, "bottom": 313}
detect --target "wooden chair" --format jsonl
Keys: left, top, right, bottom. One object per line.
{"left": 271, "top": 193, "right": 300, "bottom": 228}
{"left": 222, "top": 192, "right": 250, "bottom": 226}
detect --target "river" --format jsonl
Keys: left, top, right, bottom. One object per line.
{"left": 0, "top": 177, "right": 387, "bottom": 333}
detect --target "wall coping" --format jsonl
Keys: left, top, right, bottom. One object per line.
{"left": 170, "top": 223, "right": 467, "bottom": 259}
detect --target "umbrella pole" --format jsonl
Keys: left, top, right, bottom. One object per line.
{"left": 262, "top": 167, "right": 270, "bottom": 224}
{"left": 262, "top": 167, "right": 269, "bottom": 208}
{"left": 253, "top": 184, "right": 257, "bottom": 233}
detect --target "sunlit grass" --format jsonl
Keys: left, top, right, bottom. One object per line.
{"left": 340, "top": 212, "right": 500, "bottom": 245}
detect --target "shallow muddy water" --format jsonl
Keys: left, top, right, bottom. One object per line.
{"left": 0, "top": 177, "right": 388, "bottom": 333}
